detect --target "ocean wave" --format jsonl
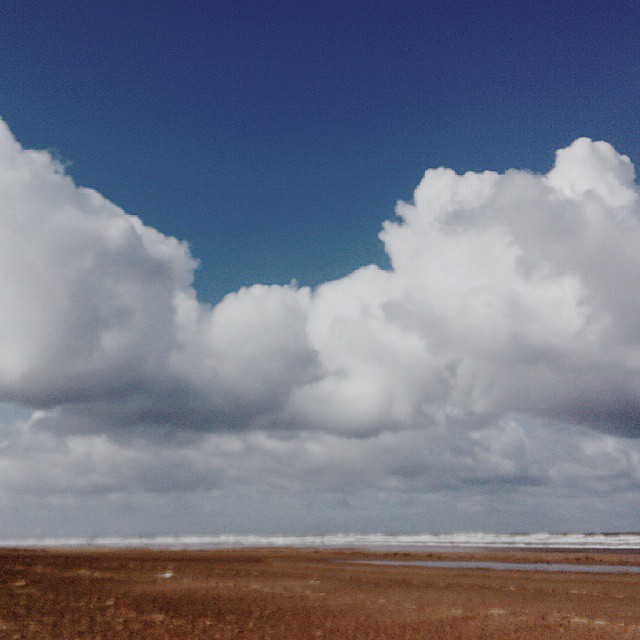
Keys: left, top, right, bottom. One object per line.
{"left": 1, "top": 532, "right": 640, "bottom": 550}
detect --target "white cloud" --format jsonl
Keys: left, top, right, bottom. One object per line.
{"left": 1, "top": 118, "right": 640, "bottom": 532}
{"left": 0, "top": 119, "right": 196, "bottom": 408}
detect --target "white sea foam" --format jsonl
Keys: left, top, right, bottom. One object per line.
{"left": 1, "top": 532, "right": 639, "bottom": 550}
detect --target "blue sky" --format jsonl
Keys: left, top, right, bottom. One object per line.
{"left": 2, "top": 1, "right": 640, "bottom": 536}
{"left": 2, "top": 0, "right": 639, "bottom": 302}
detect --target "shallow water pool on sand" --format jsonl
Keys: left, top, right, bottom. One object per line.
{"left": 349, "top": 559, "right": 640, "bottom": 573}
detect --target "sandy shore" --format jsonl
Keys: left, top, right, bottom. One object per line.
{"left": 1, "top": 547, "right": 639, "bottom": 639}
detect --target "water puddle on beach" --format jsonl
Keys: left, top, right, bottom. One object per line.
{"left": 349, "top": 560, "right": 640, "bottom": 574}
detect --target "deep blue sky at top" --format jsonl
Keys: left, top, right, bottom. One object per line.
{"left": 1, "top": 0, "right": 638, "bottom": 303}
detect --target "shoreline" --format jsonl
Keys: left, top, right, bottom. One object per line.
{"left": 6, "top": 544, "right": 640, "bottom": 565}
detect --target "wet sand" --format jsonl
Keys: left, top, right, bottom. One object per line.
{"left": 1, "top": 547, "right": 639, "bottom": 639}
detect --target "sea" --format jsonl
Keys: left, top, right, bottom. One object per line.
{"left": 1, "top": 532, "right": 639, "bottom": 550}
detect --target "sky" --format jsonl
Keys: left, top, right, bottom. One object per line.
{"left": 1, "top": 1, "right": 640, "bottom": 536}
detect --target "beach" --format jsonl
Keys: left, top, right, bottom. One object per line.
{"left": 1, "top": 547, "right": 639, "bottom": 639}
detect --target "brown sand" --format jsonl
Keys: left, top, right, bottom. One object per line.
{"left": 1, "top": 547, "right": 639, "bottom": 639}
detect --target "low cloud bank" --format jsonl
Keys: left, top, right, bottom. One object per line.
{"left": 1, "top": 119, "right": 640, "bottom": 532}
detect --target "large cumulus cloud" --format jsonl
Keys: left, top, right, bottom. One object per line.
{"left": 291, "top": 137, "right": 640, "bottom": 437}
{"left": 1, "top": 117, "right": 640, "bottom": 533}
{"left": 0, "top": 119, "right": 317, "bottom": 429}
